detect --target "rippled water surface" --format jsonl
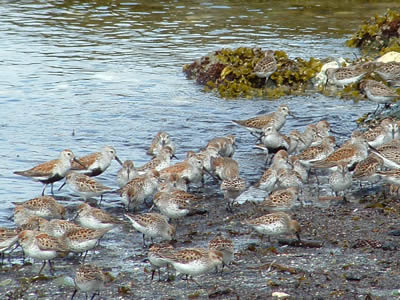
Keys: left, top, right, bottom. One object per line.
{"left": 1, "top": 0, "right": 399, "bottom": 223}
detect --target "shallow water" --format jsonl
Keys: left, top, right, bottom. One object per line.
{"left": 0, "top": 1, "right": 396, "bottom": 223}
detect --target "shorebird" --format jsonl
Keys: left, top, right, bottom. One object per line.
{"left": 147, "top": 131, "right": 176, "bottom": 157}
{"left": 211, "top": 156, "right": 240, "bottom": 181}
{"left": 220, "top": 176, "right": 246, "bottom": 212}
{"left": 118, "top": 170, "right": 160, "bottom": 211}
{"left": 12, "top": 196, "right": 66, "bottom": 223}
{"left": 310, "top": 135, "right": 371, "bottom": 170}
{"left": 370, "top": 140, "right": 400, "bottom": 170}
{"left": 311, "top": 120, "right": 331, "bottom": 147}
{"left": 374, "top": 61, "right": 400, "bottom": 86}
{"left": 18, "top": 230, "right": 68, "bottom": 274}
{"left": 152, "top": 188, "right": 201, "bottom": 221}
{"left": 261, "top": 187, "right": 300, "bottom": 212}
{"left": 14, "top": 149, "right": 82, "bottom": 195}
{"left": 328, "top": 162, "right": 353, "bottom": 202}
{"left": 232, "top": 104, "right": 293, "bottom": 137}
{"left": 253, "top": 50, "right": 277, "bottom": 81}
{"left": 71, "top": 264, "right": 111, "bottom": 300}
{"left": 71, "top": 146, "right": 123, "bottom": 177}
{"left": 360, "top": 79, "right": 399, "bottom": 114}
{"left": 296, "top": 124, "right": 319, "bottom": 154}
{"left": 160, "top": 152, "right": 204, "bottom": 187}
{"left": 259, "top": 125, "right": 290, "bottom": 153}
{"left": 208, "top": 234, "right": 234, "bottom": 271}
{"left": 243, "top": 212, "right": 301, "bottom": 242}
{"left": 124, "top": 213, "right": 175, "bottom": 247}
{"left": 206, "top": 134, "right": 236, "bottom": 158}
{"left": 375, "top": 169, "right": 400, "bottom": 194}
{"left": 116, "top": 160, "right": 137, "bottom": 188}
{"left": 255, "top": 150, "right": 293, "bottom": 192}
{"left": 353, "top": 153, "right": 384, "bottom": 187}
{"left": 75, "top": 203, "right": 122, "bottom": 231}
{"left": 147, "top": 243, "right": 174, "bottom": 281}
{"left": 58, "top": 172, "right": 114, "bottom": 205}
{"left": 0, "top": 228, "right": 19, "bottom": 263}
{"left": 326, "top": 62, "right": 373, "bottom": 88}
{"left": 157, "top": 247, "right": 224, "bottom": 286}
{"left": 137, "top": 146, "right": 175, "bottom": 175}
{"left": 361, "top": 118, "right": 397, "bottom": 148}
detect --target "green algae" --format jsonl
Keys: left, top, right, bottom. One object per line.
{"left": 183, "top": 47, "right": 323, "bottom": 99}
{"left": 346, "top": 9, "right": 400, "bottom": 54}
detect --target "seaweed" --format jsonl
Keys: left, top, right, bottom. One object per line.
{"left": 183, "top": 47, "right": 323, "bottom": 99}
{"left": 346, "top": 9, "right": 400, "bottom": 54}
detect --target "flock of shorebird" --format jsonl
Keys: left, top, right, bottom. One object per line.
{"left": 254, "top": 50, "right": 400, "bottom": 115}
{"left": 3, "top": 57, "right": 400, "bottom": 299}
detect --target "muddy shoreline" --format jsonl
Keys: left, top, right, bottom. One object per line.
{"left": 1, "top": 179, "right": 399, "bottom": 300}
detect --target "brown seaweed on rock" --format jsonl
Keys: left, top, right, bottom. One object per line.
{"left": 183, "top": 47, "right": 323, "bottom": 99}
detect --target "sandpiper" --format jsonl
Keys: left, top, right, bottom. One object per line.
{"left": 373, "top": 141, "right": 400, "bottom": 169}
{"left": 58, "top": 172, "right": 114, "bottom": 204}
{"left": 261, "top": 187, "right": 300, "bottom": 212}
{"left": 158, "top": 247, "right": 223, "bottom": 286}
{"left": 296, "top": 124, "right": 319, "bottom": 154}
{"left": 211, "top": 156, "right": 240, "bottom": 181}
{"left": 374, "top": 61, "right": 400, "bottom": 86}
{"left": 13, "top": 196, "right": 66, "bottom": 223}
{"left": 152, "top": 189, "right": 200, "bottom": 221}
{"left": 253, "top": 50, "right": 277, "bottom": 81}
{"left": 75, "top": 203, "right": 122, "bottom": 231}
{"left": 260, "top": 125, "right": 290, "bottom": 153}
{"left": 275, "top": 168, "right": 304, "bottom": 191}
{"left": 116, "top": 160, "right": 137, "bottom": 187}
{"left": 353, "top": 153, "right": 383, "bottom": 186}
{"left": 220, "top": 176, "right": 246, "bottom": 212}
{"left": 208, "top": 234, "right": 234, "bottom": 271}
{"left": 71, "top": 146, "right": 123, "bottom": 177}
{"left": 360, "top": 79, "right": 398, "bottom": 114}
{"left": 37, "top": 219, "right": 81, "bottom": 238}
{"left": 118, "top": 170, "right": 160, "bottom": 211}
{"left": 310, "top": 135, "right": 371, "bottom": 170}
{"left": 137, "top": 146, "right": 175, "bottom": 175}
{"left": 14, "top": 149, "right": 81, "bottom": 195}
{"left": 18, "top": 230, "right": 68, "bottom": 274}
{"left": 0, "top": 228, "right": 19, "bottom": 263}
{"left": 232, "top": 104, "right": 293, "bottom": 137}
{"left": 147, "top": 243, "right": 174, "bottom": 281}
{"left": 311, "top": 120, "right": 331, "bottom": 147}
{"left": 124, "top": 213, "right": 175, "bottom": 247}
{"left": 62, "top": 227, "right": 110, "bottom": 260}
{"left": 243, "top": 212, "right": 301, "bottom": 242}
{"left": 71, "top": 264, "right": 110, "bottom": 300}
{"left": 287, "top": 130, "right": 305, "bottom": 154}
{"left": 328, "top": 162, "right": 353, "bottom": 202}
{"left": 160, "top": 152, "right": 204, "bottom": 187}
{"left": 326, "top": 62, "right": 372, "bottom": 87}
{"left": 147, "top": 131, "right": 176, "bottom": 157}
{"left": 206, "top": 134, "right": 236, "bottom": 158}
{"left": 376, "top": 169, "right": 400, "bottom": 188}
{"left": 361, "top": 118, "right": 397, "bottom": 148}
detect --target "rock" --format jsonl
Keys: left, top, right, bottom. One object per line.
{"left": 0, "top": 279, "right": 12, "bottom": 286}
{"left": 376, "top": 51, "right": 400, "bottom": 63}
{"left": 272, "top": 291, "right": 290, "bottom": 299}
{"left": 345, "top": 273, "right": 365, "bottom": 281}
{"left": 312, "top": 58, "right": 347, "bottom": 87}
{"left": 382, "top": 241, "right": 398, "bottom": 251}
{"left": 388, "top": 229, "right": 400, "bottom": 236}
